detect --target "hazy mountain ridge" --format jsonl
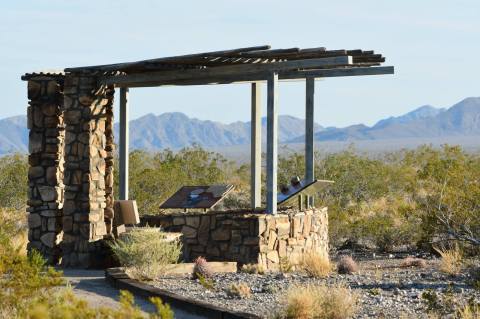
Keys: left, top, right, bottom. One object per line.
{"left": 119, "top": 113, "right": 324, "bottom": 151}
{"left": 0, "top": 97, "right": 479, "bottom": 155}
{"left": 290, "top": 97, "right": 480, "bottom": 142}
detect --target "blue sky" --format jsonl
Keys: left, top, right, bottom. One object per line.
{"left": 1, "top": 0, "right": 479, "bottom": 127}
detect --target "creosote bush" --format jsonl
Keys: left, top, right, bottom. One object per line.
{"left": 279, "top": 283, "right": 358, "bottom": 319}
{"left": 301, "top": 252, "right": 332, "bottom": 278}
{"left": 0, "top": 210, "right": 173, "bottom": 318}
{"left": 109, "top": 227, "right": 182, "bottom": 280}
{"left": 337, "top": 256, "right": 358, "bottom": 274}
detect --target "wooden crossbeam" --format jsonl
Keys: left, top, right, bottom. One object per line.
{"left": 103, "top": 56, "right": 353, "bottom": 87}
{"left": 104, "top": 66, "right": 394, "bottom": 88}
{"left": 65, "top": 45, "right": 272, "bottom": 72}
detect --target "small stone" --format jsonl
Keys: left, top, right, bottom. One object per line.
{"left": 38, "top": 186, "right": 59, "bottom": 202}
{"left": 181, "top": 226, "right": 197, "bottom": 239}
{"left": 28, "top": 213, "right": 42, "bottom": 228}
{"left": 28, "top": 166, "right": 44, "bottom": 179}
{"left": 42, "top": 103, "right": 58, "bottom": 116}
{"left": 29, "top": 131, "right": 44, "bottom": 153}
{"left": 266, "top": 250, "right": 279, "bottom": 263}
{"left": 28, "top": 80, "right": 42, "bottom": 99}
{"left": 40, "top": 232, "right": 61, "bottom": 248}
{"left": 186, "top": 216, "right": 200, "bottom": 228}
{"left": 211, "top": 228, "right": 230, "bottom": 241}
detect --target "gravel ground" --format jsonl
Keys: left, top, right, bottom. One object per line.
{"left": 151, "top": 254, "right": 480, "bottom": 318}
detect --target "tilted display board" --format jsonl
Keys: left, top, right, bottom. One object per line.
{"left": 160, "top": 184, "right": 235, "bottom": 209}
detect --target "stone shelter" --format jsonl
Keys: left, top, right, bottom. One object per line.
{"left": 22, "top": 45, "right": 393, "bottom": 268}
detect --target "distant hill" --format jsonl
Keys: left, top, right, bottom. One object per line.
{"left": 114, "top": 113, "right": 323, "bottom": 151}
{"left": 1, "top": 97, "right": 479, "bottom": 155}
{"left": 290, "top": 97, "right": 480, "bottom": 142}
{"left": 0, "top": 115, "right": 28, "bottom": 155}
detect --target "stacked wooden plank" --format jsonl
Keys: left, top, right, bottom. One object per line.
{"left": 64, "top": 45, "right": 386, "bottom": 74}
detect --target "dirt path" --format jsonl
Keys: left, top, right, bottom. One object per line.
{"left": 62, "top": 269, "right": 156, "bottom": 312}
{"left": 61, "top": 269, "right": 204, "bottom": 319}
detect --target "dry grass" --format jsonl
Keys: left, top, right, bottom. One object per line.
{"left": 434, "top": 246, "right": 463, "bottom": 275}
{"left": 281, "top": 283, "right": 358, "bottom": 319}
{"left": 0, "top": 209, "right": 28, "bottom": 256}
{"left": 226, "top": 283, "right": 252, "bottom": 299}
{"left": 241, "top": 263, "right": 265, "bottom": 275}
{"left": 337, "top": 256, "right": 358, "bottom": 274}
{"left": 400, "top": 256, "right": 427, "bottom": 268}
{"left": 301, "top": 252, "right": 333, "bottom": 278}
{"left": 457, "top": 304, "right": 480, "bottom": 319}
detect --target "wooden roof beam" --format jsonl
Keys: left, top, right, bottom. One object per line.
{"left": 65, "top": 45, "right": 272, "bottom": 72}
{"left": 102, "top": 56, "right": 353, "bottom": 87}
{"left": 105, "top": 66, "right": 394, "bottom": 88}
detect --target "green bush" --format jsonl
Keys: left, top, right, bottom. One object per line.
{"left": 109, "top": 227, "right": 182, "bottom": 280}
{"left": 0, "top": 154, "right": 28, "bottom": 210}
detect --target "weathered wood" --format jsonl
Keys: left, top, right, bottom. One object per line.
{"left": 163, "top": 262, "right": 237, "bottom": 275}
{"left": 106, "top": 66, "right": 394, "bottom": 88}
{"left": 305, "top": 77, "right": 315, "bottom": 183}
{"left": 266, "top": 73, "right": 279, "bottom": 214}
{"left": 103, "top": 56, "right": 353, "bottom": 87}
{"left": 65, "top": 45, "right": 272, "bottom": 72}
{"left": 119, "top": 87, "right": 129, "bottom": 200}
{"left": 251, "top": 82, "right": 262, "bottom": 209}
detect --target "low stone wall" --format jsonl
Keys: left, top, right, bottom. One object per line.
{"left": 141, "top": 208, "right": 328, "bottom": 271}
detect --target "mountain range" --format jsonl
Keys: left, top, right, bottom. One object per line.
{"left": 1, "top": 97, "right": 479, "bottom": 155}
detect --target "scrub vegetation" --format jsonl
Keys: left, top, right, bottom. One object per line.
{"left": 0, "top": 144, "right": 479, "bottom": 317}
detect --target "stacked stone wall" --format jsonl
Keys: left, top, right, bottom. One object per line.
{"left": 61, "top": 74, "right": 112, "bottom": 267}
{"left": 142, "top": 208, "right": 328, "bottom": 271}
{"left": 26, "top": 76, "right": 65, "bottom": 264}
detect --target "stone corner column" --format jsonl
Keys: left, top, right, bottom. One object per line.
{"left": 61, "top": 73, "right": 114, "bottom": 267}
{"left": 25, "top": 75, "right": 65, "bottom": 264}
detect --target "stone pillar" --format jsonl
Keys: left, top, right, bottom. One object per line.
{"left": 104, "top": 87, "right": 115, "bottom": 234}
{"left": 26, "top": 75, "right": 65, "bottom": 264}
{"left": 61, "top": 74, "right": 111, "bottom": 267}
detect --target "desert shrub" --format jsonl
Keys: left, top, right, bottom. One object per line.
{"left": 279, "top": 283, "right": 358, "bottom": 319}
{"left": 241, "top": 263, "right": 265, "bottom": 275}
{"left": 337, "top": 256, "right": 358, "bottom": 274}
{"left": 196, "top": 273, "right": 215, "bottom": 291}
{"left": 457, "top": 303, "right": 480, "bottom": 319}
{"left": 279, "top": 257, "right": 294, "bottom": 273}
{"left": 0, "top": 154, "right": 28, "bottom": 210}
{"left": 193, "top": 256, "right": 212, "bottom": 279}
{"left": 301, "top": 252, "right": 332, "bottom": 278}
{"left": 119, "top": 146, "right": 239, "bottom": 215}
{"left": 466, "top": 262, "right": 480, "bottom": 290}
{"left": 25, "top": 289, "right": 173, "bottom": 319}
{"left": 412, "top": 146, "right": 480, "bottom": 248}
{"left": 226, "top": 283, "right": 252, "bottom": 299}
{"left": 400, "top": 257, "right": 427, "bottom": 268}
{"left": 109, "top": 227, "right": 182, "bottom": 280}
{"left": 422, "top": 287, "right": 479, "bottom": 318}
{"left": 1, "top": 210, "right": 174, "bottom": 318}
{"left": 435, "top": 245, "right": 463, "bottom": 275}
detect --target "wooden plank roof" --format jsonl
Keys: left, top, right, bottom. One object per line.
{"left": 22, "top": 45, "right": 393, "bottom": 86}
{"left": 64, "top": 45, "right": 388, "bottom": 74}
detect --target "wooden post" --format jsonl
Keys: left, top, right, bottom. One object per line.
{"left": 119, "top": 87, "right": 129, "bottom": 200}
{"left": 266, "top": 73, "right": 279, "bottom": 214}
{"left": 251, "top": 82, "right": 262, "bottom": 208}
{"left": 305, "top": 77, "right": 315, "bottom": 183}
